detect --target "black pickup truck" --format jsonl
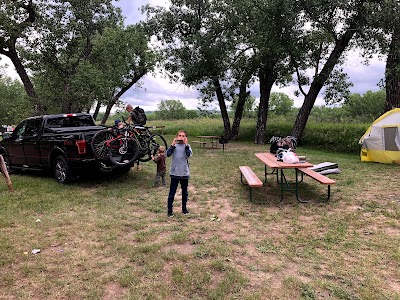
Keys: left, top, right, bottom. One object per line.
{"left": 0, "top": 113, "right": 127, "bottom": 183}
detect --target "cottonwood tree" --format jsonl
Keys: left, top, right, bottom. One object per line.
{"left": 143, "top": 0, "right": 301, "bottom": 143}
{"left": 269, "top": 93, "right": 294, "bottom": 116}
{"left": 90, "top": 25, "right": 157, "bottom": 124}
{"left": 0, "top": 76, "right": 31, "bottom": 124}
{"left": 155, "top": 99, "right": 187, "bottom": 120}
{"left": 290, "top": 0, "right": 380, "bottom": 140}
{"left": 24, "top": 0, "right": 121, "bottom": 113}
{"left": 143, "top": 0, "right": 234, "bottom": 139}
{"left": 0, "top": 0, "right": 44, "bottom": 114}
{"left": 227, "top": 0, "right": 301, "bottom": 144}
{"left": 359, "top": 0, "right": 400, "bottom": 111}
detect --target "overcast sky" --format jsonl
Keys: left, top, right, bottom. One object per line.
{"left": 1, "top": 0, "right": 386, "bottom": 111}
{"left": 113, "top": 0, "right": 386, "bottom": 111}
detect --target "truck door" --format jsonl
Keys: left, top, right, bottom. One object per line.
{"left": 23, "top": 118, "right": 43, "bottom": 166}
{"left": 7, "top": 121, "right": 27, "bottom": 166}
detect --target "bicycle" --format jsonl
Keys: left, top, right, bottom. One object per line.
{"left": 108, "top": 124, "right": 140, "bottom": 166}
{"left": 91, "top": 121, "right": 167, "bottom": 166}
{"left": 131, "top": 125, "right": 168, "bottom": 162}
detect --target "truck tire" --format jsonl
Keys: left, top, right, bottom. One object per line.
{"left": 54, "top": 155, "right": 72, "bottom": 184}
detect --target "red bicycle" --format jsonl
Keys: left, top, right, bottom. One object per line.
{"left": 91, "top": 122, "right": 167, "bottom": 166}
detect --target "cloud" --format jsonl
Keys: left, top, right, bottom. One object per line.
{"left": 120, "top": 72, "right": 200, "bottom": 110}
{"left": 2, "top": 0, "right": 387, "bottom": 113}
{"left": 344, "top": 52, "right": 385, "bottom": 94}
{"left": 114, "top": 0, "right": 386, "bottom": 110}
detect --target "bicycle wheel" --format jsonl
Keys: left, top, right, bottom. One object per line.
{"left": 139, "top": 134, "right": 168, "bottom": 162}
{"left": 108, "top": 136, "right": 139, "bottom": 166}
{"left": 91, "top": 129, "right": 117, "bottom": 159}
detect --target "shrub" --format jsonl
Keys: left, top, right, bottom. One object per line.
{"left": 143, "top": 117, "right": 369, "bottom": 153}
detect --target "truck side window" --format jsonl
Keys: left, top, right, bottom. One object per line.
{"left": 13, "top": 121, "right": 27, "bottom": 137}
{"left": 25, "top": 119, "right": 42, "bottom": 137}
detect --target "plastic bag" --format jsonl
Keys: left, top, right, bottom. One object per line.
{"left": 282, "top": 150, "right": 299, "bottom": 164}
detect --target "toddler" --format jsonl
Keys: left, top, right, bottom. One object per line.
{"left": 151, "top": 146, "right": 166, "bottom": 187}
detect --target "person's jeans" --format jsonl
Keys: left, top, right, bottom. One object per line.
{"left": 167, "top": 177, "right": 188, "bottom": 214}
{"left": 154, "top": 170, "right": 166, "bottom": 186}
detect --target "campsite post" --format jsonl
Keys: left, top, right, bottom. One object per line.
{"left": 0, "top": 155, "right": 14, "bottom": 192}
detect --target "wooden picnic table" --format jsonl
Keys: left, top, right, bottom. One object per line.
{"left": 255, "top": 152, "right": 313, "bottom": 203}
{"left": 150, "top": 125, "right": 165, "bottom": 134}
{"left": 195, "top": 135, "right": 221, "bottom": 149}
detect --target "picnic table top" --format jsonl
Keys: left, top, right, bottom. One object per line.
{"left": 196, "top": 135, "right": 221, "bottom": 139}
{"left": 255, "top": 152, "right": 313, "bottom": 169}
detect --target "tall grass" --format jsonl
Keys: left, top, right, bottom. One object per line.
{"left": 146, "top": 117, "right": 368, "bottom": 152}
{"left": 0, "top": 140, "right": 399, "bottom": 299}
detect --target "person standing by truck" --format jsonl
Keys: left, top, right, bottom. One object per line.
{"left": 166, "top": 130, "right": 192, "bottom": 218}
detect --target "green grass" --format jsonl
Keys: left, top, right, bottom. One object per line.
{"left": 0, "top": 140, "right": 399, "bottom": 299}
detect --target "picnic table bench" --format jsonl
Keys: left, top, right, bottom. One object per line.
{"left": 191, "top": 140, "right": 207, "bottom": 148}
{"left": 298, "top": 168, "right": 336, "bottom": 200}
{"left": 239, "top": 166, "right": 263, "bottom": 201}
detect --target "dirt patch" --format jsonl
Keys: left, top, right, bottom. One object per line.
{"left": 103, "top": 282, "right": 127, "bottom": 300}
{"left": 218, "top": 198, "right": 240, "bottom": 219}
{"left": 161, "top": 243, "right": 196, "bottom": 255}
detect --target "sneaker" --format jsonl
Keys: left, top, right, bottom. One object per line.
{"left": 168, "top": 213, "right": 174, "bottom": 218}
{"left": 182, "top": 209, "right": 189, "bottom": 215}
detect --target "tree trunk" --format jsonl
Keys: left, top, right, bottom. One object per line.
{"left": 92, "top": 101, "right": 102, "bottom": 121}
{"left": 212, "top": 78, "right": 232, "bottom": 139}
{"left": 101, "top": 99, "right": 115, "bottom": 125}
{"left": 254, "top": 66, "right": 275, "bottom": 144}
{"left": 99, "top": 71, "right": 147, "bottom": 125}
{"left": 0, "top": 0, "right": 42, "bottom": 115}
{"left": 385, "top": 26, "right": 400, "bottom": 112}
{"left": 5, "top": 47, "right": 45, "bottom": 115}
{"left": 291, "top": 13, "right": 362, "bottom": 140}
{"left": 61, "top": 80, "right": 72, "bottom": 113}
{"left": 231, "top": 73, "right": 252, "bottom": 140}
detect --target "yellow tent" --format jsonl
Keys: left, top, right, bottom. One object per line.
{"left": 359, "top": 108, "right": 400, "bottom": 165}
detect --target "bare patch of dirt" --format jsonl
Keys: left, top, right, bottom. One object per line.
{"left": 161, "top": 243, "right": 196, "bottom": 255}
{"left": 103, "top": 282, "right": 127, "bottom": 300}
{"left": 218, "top": 198, "right": 240, "bottom": 219}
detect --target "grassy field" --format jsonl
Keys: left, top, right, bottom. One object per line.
{"left": 0, "top": 138, "right": 399, "bottom": 299}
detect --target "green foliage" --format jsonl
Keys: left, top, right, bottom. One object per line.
{"left": 155, "top": 99, "right": 188, "bottom": 120}
{"left": 148, "top": 117, "right": 368, "bottom": 153}
{"left": 231, "top": 95, "right": 256, "bottom": 118}
{"left": 24, "top": 0, "right": 123, "bottom": 113}
{"left": 186, "top": 110, "right": 200, "bottom": 119}
{"left": 269, "top": 92, "right": 294, "bottom": 115}
{"left": 301, "top": 123, "right": 368, "bottom": 152}
{"left": 0, "top": 77, "right": 33, "bottom": 124}
{"left": 307, "top": 106, "right": 348, "bottom": 123}
{"left": 14, "top": 0, "right": 156, "bottom": 116}
{"left": 342, "top": 90, "right": 386, "bottom": 122}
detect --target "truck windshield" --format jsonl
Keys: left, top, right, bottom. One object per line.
{"left": 46, "top": 115, "right": 95, "bottom": 128}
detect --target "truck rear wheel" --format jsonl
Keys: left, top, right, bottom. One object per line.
{"left": 54, "top": 155, "right": 72, "bottom": 184}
